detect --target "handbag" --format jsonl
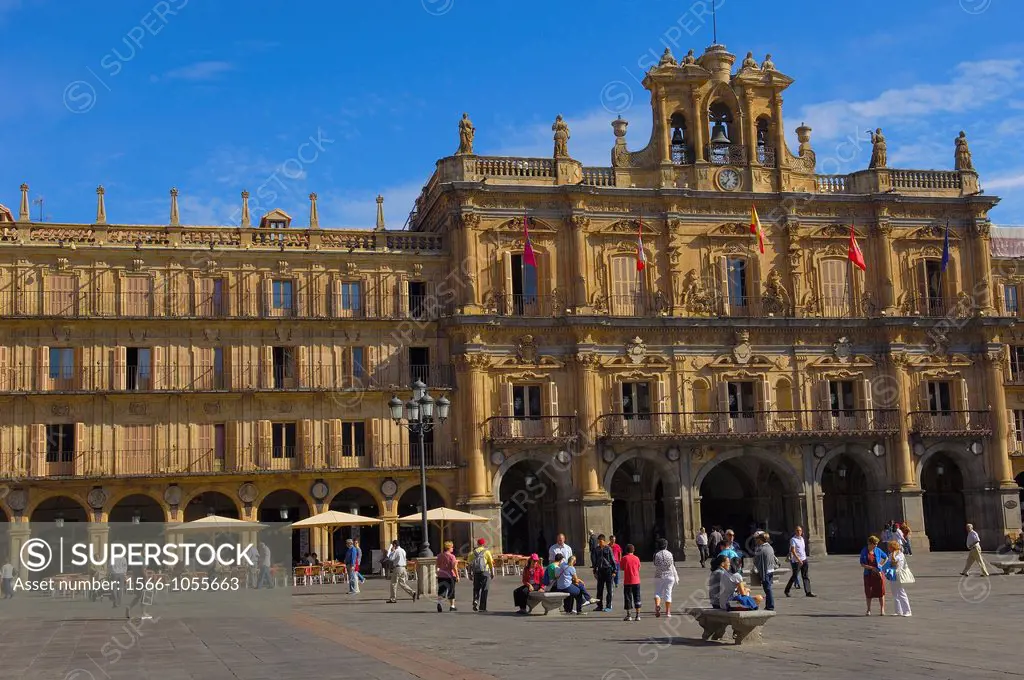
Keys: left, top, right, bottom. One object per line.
{"left": 896, "top": 560, "right": 915, "bottom": 585}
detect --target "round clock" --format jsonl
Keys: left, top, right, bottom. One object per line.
{"left": 238, "top": 482, "right": 258, "bottom": 504}
{"left": 87, "top": 488, "right": 108, "bottom": 510}
{"left": 6, "top": 488, "right": 26, "bottom": 513}
{"left": 381, "top": 478, "right": 398, "bottom": 498}
{"left": 490, "top": 450, "right": 505, "bottom": 467}
{"left": 717, "top": 168, "right": 741, "bottom": 191}
{"left": 311, "top": 481, "right": 329, "bottom": 501}
{"left": 601, "top": 448, "right": 616, "bottom": 464}
{"left": 164, "top": 485, "right": 182, "bottom": 506}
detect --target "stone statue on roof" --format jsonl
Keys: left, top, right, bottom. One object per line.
{"left": 682, "top": 49, "right": 697, "bottom": 65}
{"left": 761, "top": 54, "right": 776, "bottom": 71}
{"left": 552, "top": 115, "right": 570, "bottom": 159}
{"left": 457, "top": 112, "right": 475, "bottom": 155}
{"left": 954, "top": 130, "right": 974, "bottom": 171}
{"left": 658, "top": 48, "right": 677, "bottom": 67}
{"left": 742, "top": 52, "right": 759, "bottom": 69}
{"left": 868, "top": 128, "right": 887, "bottom": 169}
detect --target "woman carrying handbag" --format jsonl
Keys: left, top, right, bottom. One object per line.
{"left": 885, "top": 539, "right": 914, "bottom": 617}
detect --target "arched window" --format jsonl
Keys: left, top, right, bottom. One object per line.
{"left": 707, "top": 102, "right": 735, "bottom": 165}
{"left": 775, "top": 377, "right": 794, "bottom": 412}
{"left": 609, "top": 254, "right": 648, "bottom": 316}
{"left": 670, "top": 112, "right": 689, "bottom": 164}
{"left": 820, "top": 259, "right": 853, "bottom": 317}
{"left": 756, "top": 116, "right": 775, "bottom": 167}
{"left": 692, "top": 379, "right": 711, "bottom": 412}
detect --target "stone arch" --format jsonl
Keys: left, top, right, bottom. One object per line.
{"left": 393, "top": 480, "right": 453, "bottom": 510}
{"left": 494, "top": 450, "right": 575, "bottom": 559}
{"left": 915, "top": 443, "right": 985, "bottom": 489}
{"left": 604, "top": 448, "right": 684, "bottom": 559}
{"left": 693, "top": 446, "right": 802, "bottom": 494}
{"left": 492, "top": 450, "right": 575, "bottom": 504}
{"left": 253, "top": 484, "right": 315, "bottom": 516}
{"left": 108, "top": 493, "right": 168, "bottom": 523}
{"left": 813, "top": 443, "right": 887, "bottom": 490}
{"left": 105, "top": 489, "right": 168, "bottom": 520}
{"left": 602, "top": 448, "right": 681, "bottom": 493}
{"left": 182, "top": 490, "right": 240, "bottom": 521}
{"left": 919, "top": 447, "right": 970, "bottom": 551}
{"left": 328, "top": 484, "right": 386, "bottom": 512}
{"left": 25, "top": 491, "right": 90, "bottom": 521}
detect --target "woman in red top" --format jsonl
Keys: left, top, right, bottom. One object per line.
{"left": 434, "top": 541, "right": 460, "bottom": 613}
{"left": 513, "top": 554, "right": 545, "bottom": 614}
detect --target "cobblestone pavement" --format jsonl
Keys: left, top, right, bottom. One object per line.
{"left": 1, "top": 552, "right": 1021, "bottom": 679}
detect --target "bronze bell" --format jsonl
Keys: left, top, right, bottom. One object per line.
{"left": 671, "top": 127, "right": 684, "bottom": 145}
{"left": 710, "top": 122, "right": 730, "bottom": 145}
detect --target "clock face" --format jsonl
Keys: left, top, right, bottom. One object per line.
{"left": 381, "top": 479, "right": 398, "bottom": 498}
{"left": 718, "top": 168, "right": 741, "bottom": 191}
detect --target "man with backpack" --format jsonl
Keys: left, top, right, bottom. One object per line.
{"left": 469, "top": 538, "right": 495, "bottom": 612}
{"left": 591, "top": 534, "right": 616, "bottom": 612}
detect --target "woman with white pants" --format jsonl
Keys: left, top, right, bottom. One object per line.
{"left": 886, "top": 540, "right": 912, "bottom": 617}
{"left": 652, "top": 538, "right": 678, "bottom": 618}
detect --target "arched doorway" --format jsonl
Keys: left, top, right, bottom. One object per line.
{"left": 30, "top": 496, "right": 90, "bottom": 576}
{"left": 921, "top": 453, "right": 967, "bottom": 551}
{"left": 397, "top": 486, "right": 444, "bottom": 556}
{"left": 329, "top": 488, "right": 380, "bottom": 568}
{"left": 258, "top": 490, "right": 311, "bottom": 564}
{"left": 499, "top": 461, "right": 560, "bottom": 561}
{"left": 609, "top": 458, "right": 671, "bottom": 560}
{"left": 1016, "top": 472, "right": 1024, "bottom": 526}
{"left": 108, "top": 494, "right": 165, "bottom": 543}
{"left": 183, "top": 491, "right": 239, "bottom": 522}
{"left": 700, "top": 457, "right": 792, "bottom": 552}
{"left": 821, "top": 455, "right": 870, "bottom": 554}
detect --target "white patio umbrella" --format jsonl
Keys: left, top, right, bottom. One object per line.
{"left": 172, "top": 515, "right": 266, "bottom": 532}
{"left": 289, "top": 510, "right": 383, "bottom": 529}
{"left": 396, "top": 507, "right": 490, "bottom": 542}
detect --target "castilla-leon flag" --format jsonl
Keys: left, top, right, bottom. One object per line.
{"left": 848, "top": 225, "right": 866, "bottom": 271}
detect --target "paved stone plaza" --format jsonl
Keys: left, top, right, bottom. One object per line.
{"left": 0, "top": 552, "right": 1021, "bottom": 680}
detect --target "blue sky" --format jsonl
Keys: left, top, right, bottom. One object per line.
{"left": 1, "top": 0, "right": 1022, "bottom": 227}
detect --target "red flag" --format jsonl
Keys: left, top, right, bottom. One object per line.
{"left": 636, "top": 215, "right": 646, "bottom": 272}
{"left": 750, "top": 204, "right": 765, "bottom": 254}
{"left": 522, "top": 215, "right": 537, "bottom": 267}
{"left": 848, "top": 226, "right": 866, "bottom": 271}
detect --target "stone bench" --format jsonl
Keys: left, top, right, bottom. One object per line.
{"left": 527, "top": 590, "right": 570, "bottom": 615}
{"left": 991, "top": 560, "right": 1024, "bottom": 575}
{"left": 684, "top": 607, "right": 776, "bottom": 644}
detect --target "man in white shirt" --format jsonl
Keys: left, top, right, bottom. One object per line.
{"left": 548, "top": 534, "right": 573, "bottom": 565}
{"left": 385, "top": 539, "right": 418, "bottom": 603}
{"left": 960, "top": 523, "right": 990, "bottom": 576}
{"left": 257, "top": 542, "right": 272, "bottom": 589}
{"left": 110, "top": 555, "right": 128, "bottom": 608}
{"left": 783, "top": 526, "right": 815, "bottom": 597}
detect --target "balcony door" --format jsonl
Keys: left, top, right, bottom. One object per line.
{"left": 511, "top": 384, "right": 543, "bottom": 438}
{"left": 820, "top": 259, "right": 852, "bottom": 317}
{"left": 620, "top": 381, "right": 652, "bottom": 435}
{"left": 827, "top": 380, "right": 857, "bottom": 430}
{"left": 725, "top": 381, "right": 756, "bottom": 433}
{"left": 610, "top": 256, "right": 644, "bottom": 316}
{"left": 509, "top": 253, "right": 539, "bottom": 316}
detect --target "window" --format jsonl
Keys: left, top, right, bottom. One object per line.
{"left": 1011, "top": 347, "right": 1024, "bottom": 382}
{"left": 214, "top": 424, "right": 226, "bottom": 461}
{"left": 828, "top": 380, "right": 856, "bottom": 416}
{"left": 49, "top": 348, "right": 75, "bottom": 390}
{"left": 707, "top": 102, "right": 735, "bottom": 164}
{"left": 922, "top": 260, "right": 944, "bottom": 314}
{"left": 198, "top": 277, "right": 225, "bottom": 316}
{"left": 1005, "top": 285, "right": 1019, "bottom": 315}
{"left": 820, "top": 259, "right": 852, "bottom": 316}
{"left": 727, "top": 258, "right": 748, "bottom": 307}
{"left": 610, "top": 255, "right": 645, "bottom": 316}
{"left": 213, "top": 347, "right": 225, "bottom": 389}
{"left": 510, "top": 253, "right": 539, "bottom": 315}
{"left": 621, "top": 381, "right": 651, "bottom": 420}
{"left": 338, "top": 281, "right": 361, "bottom": 317}
{"left": 122, "top": 425, "right": 153, "bottom": 453}
{"left": 927, "top": 381, "right": 952, "bottom": 415}
{"left": 409, "top": 347, "right": 430, "bottom": 385}
{"left": 126, "top": 348, "right": 151, "bottom": 391}
{"left": 512, "top": 385, "right": 542, "bottom": 419}
{"left": 46, "top": 424, "right": 75, "bottom": 462}
{"left": 124, "top": 276, "right": 152, "bottom": 316}
{"left": 272, "top": 347, "right": 295, "bottom": 389}
{"left": 272, "top": 280, "right": 293, "bottom": 311}
{"left": 269, "top": 221, "right": 285, "bottom": 229}
{"left": 341, "top": 422, "right": 366, "bottom": 457}
{"left": 727, "top": 382, "right": 756, "bottom": 417}
{"left": 1014, "top": 411, "right": 1024, "bottom": 449}
{"left": 408, "top": 281, "right": 427, "bottom": 319}
{"left": 47, "top": 275, "right": 76, "bottom": 316}
{"left": 272, "top": 423, "right": 296, "bottom": 458}
{"left": 351, "top": 347, "right": 366, "bottom": 382}
{"left": 670, "top": 112, "right": 688, "bottom": 164}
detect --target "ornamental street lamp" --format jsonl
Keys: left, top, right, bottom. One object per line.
{"left": 389, "top": 379, "right": 451, "bottom": 559}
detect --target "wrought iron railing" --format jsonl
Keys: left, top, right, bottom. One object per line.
{"left": 487, "top": 294, "right": 565, "bottom": 317}
{"left": 599, "top": 409, "right": 900, "bottom": 438}
{"left": 705, "top": 143, "right": 746, "bottom": 166}
{"left": 908, "top": 410, "right": 992, "bottom": 435}
{"left": 486, "top": 416, "right": 578, "bottom": 442}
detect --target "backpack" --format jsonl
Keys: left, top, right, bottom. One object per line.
{"left": 471, "top": 548, "right": 489, "bottom": 574}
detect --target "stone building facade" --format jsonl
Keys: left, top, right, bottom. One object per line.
{"left": 0, "top": 45, "right": 1021, "bottom": 563}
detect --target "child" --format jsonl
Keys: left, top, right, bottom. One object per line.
{"left": 620, "top": 543, "right": 642, "bottom": 621}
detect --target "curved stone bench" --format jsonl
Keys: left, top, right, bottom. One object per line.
{"left": 527, "top": 590, "right": 570, "bottom": 615}
{"left": 991, "top": 560, "right": 1024, "bottom": 575}
{"left": 684, "top": 607, "right": 775, "bottom": 644}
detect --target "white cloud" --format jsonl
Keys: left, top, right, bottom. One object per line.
{"left": 987, "top": 172, "right": 1024, "bottom": 191}
{"left": 318, "top": 180, "right": 426, "bottom": 230}
{"left": 797, "top": 59, "right": 1023, "bottom": 141}
{"left": 163, "top": 61, "right": 234, "bottom": 82}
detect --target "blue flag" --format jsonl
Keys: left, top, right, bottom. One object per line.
{"left": 941, "top": 221, "right": 950, "bottom": 272}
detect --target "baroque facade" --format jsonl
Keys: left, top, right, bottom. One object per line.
{"left": 0, "top": 44, "right": 1021, "bottom": 563}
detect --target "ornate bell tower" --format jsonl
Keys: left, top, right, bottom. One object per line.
{"left": 610, "top": 45, "right": 818, "bottom": 193}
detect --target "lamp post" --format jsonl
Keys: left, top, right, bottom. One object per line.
{"left": 389, "top": 379, "right": 451, "bottom": 559}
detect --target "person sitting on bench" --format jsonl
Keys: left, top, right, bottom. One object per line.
{"left": 514, "top": 554, "right": 545, "bottom": 614}
{"left": 717, "top": 556, "right": 763, "bottom": 611}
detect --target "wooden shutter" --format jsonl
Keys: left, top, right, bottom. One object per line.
{"left": 915, "top": 259, "right": 928, "bottom": 314}
{"left": 261, "top": 345, "right": 274, "bottom": 389}
{"left": 500, "top": 380, "right": 513, "bottom": 417}
{"left": 718, "top": 256, "right": 730, "bottom": 315}
{"left": 262, "top": 277, "right": 273, "bottom": 317}
{"left": 861, "top": 377, "right": 875, "bottom": 429}
{"left": 328, "top": 419, "right": 342, "bottom": 467}
{"left": 30, "top": 424, "right": 45, "bottom": 475}
{"left": 958, "top": 376, "right": 970, "bottom": 429}
{"left": 74, "top": 423, "right": 86, "bottom": 475}
{"left": 152, "top": 346, "right": 164, "bottom": 390}
{"left": 502, "top": 251, "right": 513, "bottom": 298}
{"left": 257, "top": 420, "right": 272, "bottom": 468}
{"left": 716, "top": 381, "right": 729, "bottom": 411}
{"left": 297, "top": 346, "right": 309, "bottom": 388}
{"left": 298, "top": 418, "right": 313, "bottom": 468}
{"left": 113, "top": 346, "right": 126, "bottom": 391}
{"left": 0, "top": 346, "right": 8, "bottom": 391}
{"left": 545, "top": 380, "right": 558, "bottom": 436}
{"left": 1007, "top": 409, "right": 1018, "bottom": 454}
{"left": 759, "top": 374, "right": 772, "bottom": 431}
{"left": 224, "top": 422, "right": 238, "bottom": 471}
{"left": 369, "top": 418, "right": 381, "bottom": 466}
{"left": 653, "top": 377, "right": 666, "bottom": 434}
{"left": 37, "top": 345, "right": 49, "bottom": 391}
{"left": 341, "top": 347, "right": 353, "bottom": 389}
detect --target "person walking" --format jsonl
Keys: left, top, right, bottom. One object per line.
{"left": 110, "top": 554, "right": 127, "bottom": 608}
{"left": 708, "top": 527, "right": 724, "bottom": 559}
{"left": 343, "top": 539, "right": 360, "bottom": 594}
{"left": 591, "top": 533, "right": 616, "bottom": 612}
{"left": 609, "top": 535, "right": 622, "bottom": 586}
{"left": 885, "top": 540, "right": 912, "bottom": 617}
{"left": 434, "top": 541, "right": 459, "bottom": 613}
{"left": 257, "top": 541, "right": 273, "bottom": 589}
{"left": 900, "top": 522, "right": 913, "bottom": 556}
{"left": 961, "top": 524, "right": 990, "bottom": 577}
{"left": 353, "top": 539, "right": 366, "bottom": 585}
{"left": 752, "top": 531, "right": 779, "bottom": 611}
{"left": 385, "top": 539, "right": 418, "bottom": 603}
{"left": 696, "top": 528, "right": 709, "bottom": 568}
{"left": 469, "top": 538, "right": 495, "bottom": 612}
{"left": 588, "top": 529, "right": 598, "bottom": 568}
{"left": 652, "top": 538, "right": 677, "bottom": 618}
{"left": 860, "top": 535, "right": 888, "bottom": 616}
{"left": 784, "top": 526, "right": 816, "bottom": 598}
{"left": 620, "top": 544, "right": 642, "bottom": 621}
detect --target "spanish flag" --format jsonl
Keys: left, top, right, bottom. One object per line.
{"left": 522, "top": 215, "right": 537, "bottom": 267}
{"left": 848, "top": 226, "right": 866, "bottom": 271}
{"left": 750, "top": 204, "right": 765, "bottom": 254}
{"left": 636, "top": 215, "right": 647, "bottom": 272}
